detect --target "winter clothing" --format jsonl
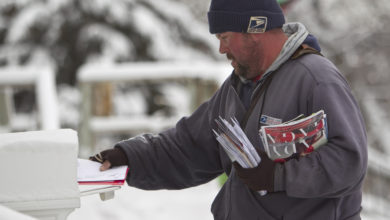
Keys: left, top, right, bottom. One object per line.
{"left": 208, "top": 0, "right": 285, "bottom": 34}
{"left": 112, "top": 23, "right": 367, "bottom": 220}
{"left": 90, "top": 148, "right": 128, "bottom": 168}
{"left": 233, "top": 149, "right": 276, "bottom": 192}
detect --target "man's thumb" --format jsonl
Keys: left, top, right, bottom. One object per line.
{"left": 100, "top": 160, "right": 111, "bottom": 171}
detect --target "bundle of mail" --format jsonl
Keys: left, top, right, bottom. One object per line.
{"left": 259, "top": 110, "right": 328, "bottom": 161}
{"left": 213, "top": 117, "right": 261, "bottom": 168}
{"left": 213, "top": 117, "right": 267, "bottom": 195}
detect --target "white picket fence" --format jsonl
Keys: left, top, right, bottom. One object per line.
{"left": 0, "top": 66, "right": 59, "bottom": 132}
{"left": 76, "top": 61, "right": 231, "bottom": 155}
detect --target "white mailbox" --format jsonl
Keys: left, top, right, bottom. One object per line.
{"left": 0, "top": 129, "right": 80, "bottom": 220}
{"left": 0, "top": 204, "right": 37, "bottom": 220}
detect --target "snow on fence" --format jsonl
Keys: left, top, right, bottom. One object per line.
{"left": 77, "top": 61, "right": 231, "bottom": 155}
{"left": 0, "top": 66, "right": 60, "bottom": 131}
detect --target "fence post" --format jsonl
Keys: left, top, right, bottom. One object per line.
{"left": 78, "top": 82, "right": 94, "bottom": 156}
{"left": 35, "top": 69, "right": 60, "bottom": 130}
{"left": 0, "top": 67, "right": 59, "bottom": 132}
{"left": 0, "top": 88, "right": 12, "bottom": 130}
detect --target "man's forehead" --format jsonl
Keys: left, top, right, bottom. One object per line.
{"left": 216, "top": 32, "right": 256, "bottom": 39}
{"left": 216, "top": 32, "right": 234, "bottom": 38}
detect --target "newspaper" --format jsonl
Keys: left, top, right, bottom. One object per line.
{"left": 213, "top": 116, "right": 266, "bottom": 196}
{"left": 259, "top": 110, "right": 328, "bottom": 161}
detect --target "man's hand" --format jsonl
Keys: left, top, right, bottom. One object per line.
{"left": 89, "top": 147, "right": 129, "bottom": 171}
{"left": 99, "top": 160, "right": 112, "bottom": 171}
{"left": 233, "top": 150, "right": 276, "bottom": 192}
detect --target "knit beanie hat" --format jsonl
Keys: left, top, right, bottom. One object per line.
{"left": 208, "top": 0, "right": 286, "bottom": 34}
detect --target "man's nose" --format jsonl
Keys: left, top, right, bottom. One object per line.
{"left": 219, "top": 41, "right": 228, "bottom": 54}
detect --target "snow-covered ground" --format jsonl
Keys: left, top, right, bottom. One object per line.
{"left": 70, "top": 180, "right": 220, "bottom": 220}
{"left": 69, "top": 179, "right": 387, "bottom": 220}
{"left": 1, "top": 180, "right": 388, "bottom": 220}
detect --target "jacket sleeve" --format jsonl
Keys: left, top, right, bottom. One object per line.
{"left": 115, "top": 86, "right": 225, "bottom": 190}
{"left": 276, "top": 71, "right": 368, "bottom": 198}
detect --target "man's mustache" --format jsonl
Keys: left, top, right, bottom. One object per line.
{"left": 226, "top": 53, "right": 234, "bottom": 60}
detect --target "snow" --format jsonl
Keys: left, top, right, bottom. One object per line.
{"left": 131, "top": 5, "right": 174, "bottom": 59}
{"left": 58, "top": 85, "right": 81, "bottom": 129}
{"left": 78, "top": 0, "right": 133, "bottom": 25}
{"left": 131, "top": 0, "right": 220, "bottom": 61}
{"left": 0, "top": 204, "right": 37, "bottom": 220}
{"left": 35, "top": 68, "right": 60, "bottom": 130}
{"left": 362, "top": 193, "right": 390, "bottom": 220}
{"left": 70, "top": 180, "right": 219, "bottom": 220}
{"left": 0, "top": 67, "right": 40, "bottom": 85}
{"left": 69, "top": 178, "right": 388, "bottom": 220}
{"left": 361, "top": 94, "right": 390, "bottom": 154}
{"left": 8, "top": 113, "right": 38, "bottom": 132}
{"left": 77, "top": 61, "right": 231, "bottom": 85}
{"left": 89, "top": 115, "right": 179, "bottom": 134}
{"left": 6, "top": 3, "right": 47, "bottom": 43}
{"left": 113, "top": 88, "right": 147, "bottom": 116}
{"left": 159, "top": 83, "right": 192, "bottom": 116}
{"left": 0, "top": 129, "right": 79, "bottom": 202}
{"left": 78, "top": 24, "right": 134, "bottom": 64}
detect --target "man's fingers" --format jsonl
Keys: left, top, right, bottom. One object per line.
{"left": 100, "top": 160, "right": 111, "bottom": 171}
{"left": 89, "top": 153, "right": 103, "bottom": 163}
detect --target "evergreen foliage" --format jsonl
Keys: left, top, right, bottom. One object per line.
{"left": 0, "top": 0, "right": 218, "bottom": 85}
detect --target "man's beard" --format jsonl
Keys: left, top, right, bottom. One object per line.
{"left": 227, "top": 54, "right": 250, "bottom": 79}
{"left": 235, "top": 63, "right": 250, "bottom": 79}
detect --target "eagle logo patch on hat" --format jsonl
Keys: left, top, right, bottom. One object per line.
{"left": 247, "top": 16, "right": 268, "bottom": 33}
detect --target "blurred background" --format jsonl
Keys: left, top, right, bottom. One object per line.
{"left": 0, "top": 0, "right": 389, "bottom": 219}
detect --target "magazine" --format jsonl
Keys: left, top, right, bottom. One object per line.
{"left": 259, "top": 110, "right": 328, "bottom": 161}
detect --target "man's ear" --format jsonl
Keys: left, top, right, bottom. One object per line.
{"left": 253, "top": 28, "right": 286, "bottom": 43}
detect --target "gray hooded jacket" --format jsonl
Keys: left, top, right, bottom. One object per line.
{"left": 116, "top": 23, "right": 367, "bottom": 220}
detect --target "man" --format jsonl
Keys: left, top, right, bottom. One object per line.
{"left": 91, "top": 0, "right": 367, "bottom": 219}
